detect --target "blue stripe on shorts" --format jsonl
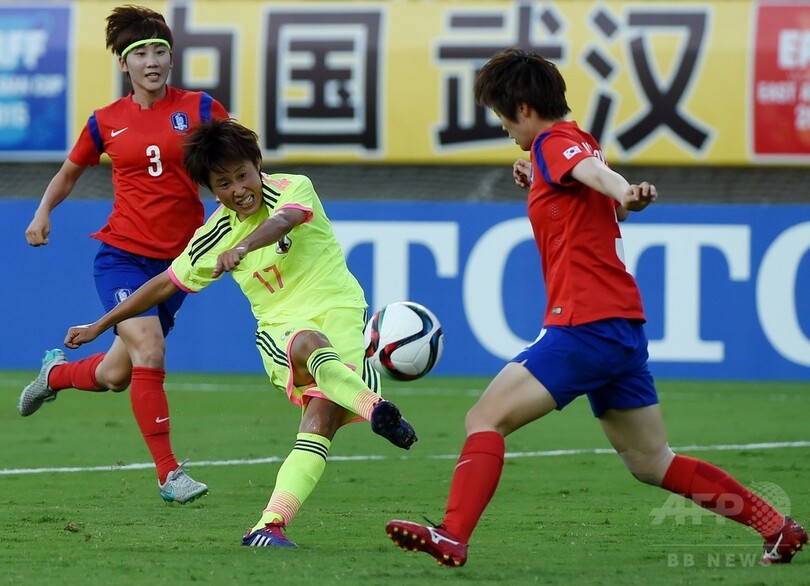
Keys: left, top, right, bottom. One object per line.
{"left": 512, "top": 318, "right": 658, "bottom": 418}
{"left": 93, "top": 242, "right": 187, "bottom": 337}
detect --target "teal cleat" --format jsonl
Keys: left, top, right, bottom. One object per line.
{"left": 18, "top": 349, "right": 67, "bottom": 416}
{"left": 159, "top": 460, "right": 208, "bottom": 504}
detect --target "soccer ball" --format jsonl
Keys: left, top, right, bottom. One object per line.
{"left": 363, "top": 301, "right": 444, "bottom": 381}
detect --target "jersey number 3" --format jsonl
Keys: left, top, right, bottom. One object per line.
{"left": 146, "top": 145, "right": 163, "bottom": 177}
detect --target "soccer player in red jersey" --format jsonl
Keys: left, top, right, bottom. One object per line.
{"left": 386, "top": 47, "right": 806, "bottom": 567}
{"left": 20, "top": 5, "right": 228, "bottom": 503}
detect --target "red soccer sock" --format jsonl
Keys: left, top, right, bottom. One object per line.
{"left": 442, "top": 431, "right": 505, "bottom": 543}
{"left": 130, "top": 367, "right": 177, "bottom": 483}
{"left": 661, "top": 454, "right": 785, "bottom": 536}
{"left": 48, "top": 353, "right": 106, "bottom": 392}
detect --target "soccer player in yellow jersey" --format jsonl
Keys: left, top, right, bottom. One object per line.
{"left": 64, "top": 118, "right": 417, "bottom": 548}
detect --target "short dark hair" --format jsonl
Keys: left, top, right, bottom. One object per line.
{"left": 473, "top": 47, "right": 570, "bottom": 122}
{"left": 183, "top": 119, "right": 263, "bottom": 190}
{"left": 105, "top": 5, "right": 173, "bottom": 57}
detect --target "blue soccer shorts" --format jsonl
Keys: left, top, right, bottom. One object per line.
{"left": 513, "top": 318, "right": 658, "bottom": 418}
{"left": 93, "top": 242, "right": 187, "bottom": 336}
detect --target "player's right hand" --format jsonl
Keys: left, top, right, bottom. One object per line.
{"left": 64, "top": 324, "right": 101, "bottom": 349}
{"left": 513, "top": 158, "right": 531, "bottom": 189}
{"left": 25, "top": 214, "right": 51, "bottom": 246}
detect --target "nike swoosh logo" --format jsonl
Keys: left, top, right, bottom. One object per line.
{"left": 111, "top": 127, "right": 129, "bottom": 137}
{"left": 763, "top": 534, "right": 785, "bottom": 561}
{"left": 454, "top": 459, "right": 472, "bottom": 471}
{"left": 155, "top": 416, "right": 170, "bottom": 424}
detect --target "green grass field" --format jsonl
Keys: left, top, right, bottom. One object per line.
{"left": 1, "top": 372, "right": 808, "bottom": 585}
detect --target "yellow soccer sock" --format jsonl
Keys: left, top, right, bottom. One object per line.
{"left": 252, "top": 433, "right": 331, "bottom": 532}
{"left": 306, "top": 347, "right": 380, "bottom": 420}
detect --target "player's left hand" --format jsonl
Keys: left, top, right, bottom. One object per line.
{"left": 213, "top": 245, "right": 247, "bottom": 278}
{"left": 622, "top": 181, "right": 657, "bottom": 212}
{"left": 513, "top": 158, "right": 531, "bottom": 189}
{"left": 64, "top": 323, "right": 101, "bottom": 349}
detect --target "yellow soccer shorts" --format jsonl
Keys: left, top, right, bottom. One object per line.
{"left": 254, "top": 306, "right": 382, "bottom": 424}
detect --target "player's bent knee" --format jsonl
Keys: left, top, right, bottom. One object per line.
{"left": 619, "top": 443, "right": 675, "bottom": 487}
{"left": 106, "top": 379, "right": 130, "bottom": 392}
{"left": 292, "top": 331, "right": 332, "bottom": 365}
{"left": 464, "top": 403, "right": 503, "bottom": 435}
{"left": 100, "top": 371, "right": 131, "bottom": 392}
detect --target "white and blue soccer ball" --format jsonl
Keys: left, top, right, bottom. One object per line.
{"left": 363, "top": 301, "right": 444, "bottom": 381}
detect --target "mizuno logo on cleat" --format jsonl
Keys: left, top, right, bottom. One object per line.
{"left": 427, "top": 527, "right": 460, "bottom": 546}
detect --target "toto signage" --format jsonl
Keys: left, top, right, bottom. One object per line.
{"left": 4, "top": 200, "right": 809, "bottom": 380}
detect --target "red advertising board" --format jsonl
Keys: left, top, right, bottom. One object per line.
{"left": 753, "top": 2, "right": 810, "bottom": 157}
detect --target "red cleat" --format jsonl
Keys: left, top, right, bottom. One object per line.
{"left": 386, "top": 519, "right": 468, "bottom": 567}
{"left": 761, "top": 517, "right": 808, "bottom": 565}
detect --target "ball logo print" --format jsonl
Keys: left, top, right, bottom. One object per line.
{"left": 364, "top": 301, "right": 444, "bottom": 380}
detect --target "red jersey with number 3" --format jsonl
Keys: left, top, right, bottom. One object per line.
{"left": 528, "top": 120, "right": 645, "bottom": 326}
{"left": 69, "top": 86, "right": 228, "bottom": 259}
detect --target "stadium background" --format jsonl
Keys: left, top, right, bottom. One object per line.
{"left": 2, "top": 5, "right": 808, "bottom": 583}
{"left": 2, "top": 0, "right": 809, "bottom": 380}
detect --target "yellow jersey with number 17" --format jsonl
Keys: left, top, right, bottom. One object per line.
{"left": 168, "top": 173, "right": 367, "bottom": 326}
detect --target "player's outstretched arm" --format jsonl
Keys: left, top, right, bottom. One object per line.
{"left": 26, "top": 159, "right": 87, "bottom": 247}
{"left": 212, "top": 207, "right": 309, "bottom": 277}
{"left": 65, "top": 271, "right": 180, "bottom": 348}
{"left": 569, "top": 156, "right": 657, "bottom": 219}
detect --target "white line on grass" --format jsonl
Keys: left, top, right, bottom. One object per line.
{"left": 2, "top": 441, "right": 808, "bottom": 476}
{"left": 161, "top": 383, "right": 483, "bottom": 396}
{"left": 5, "top": 377, "right": 809, "bottom": 399}
{"left": 3, "top": 377, "right": 481, "bottom": 395}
